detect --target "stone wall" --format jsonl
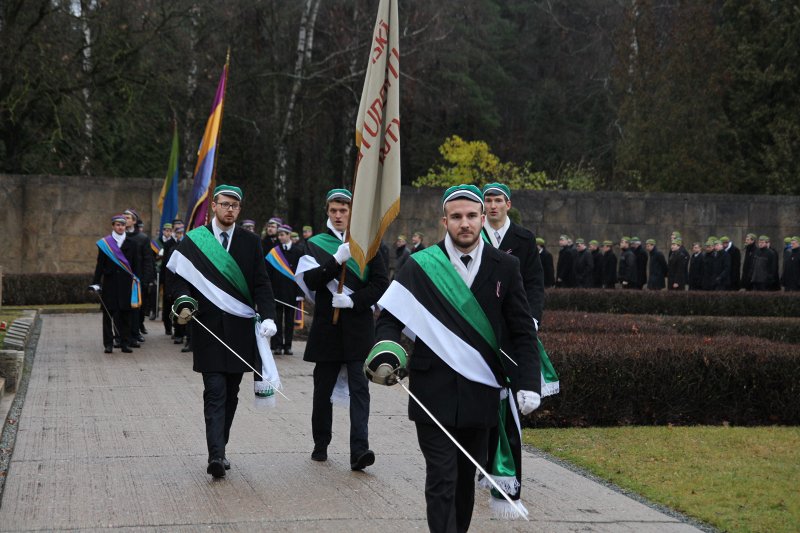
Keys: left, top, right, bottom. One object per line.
{"left": 1, "top": 175, "right": 798, "bottom": 274}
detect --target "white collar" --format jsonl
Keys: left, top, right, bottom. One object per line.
{"left": 484, "top": 216, "right": 511, "bottom": 248}
{"left": 111, "top": 231, "right": 125, "bottom": 247}
{"left": 444, "top": 233, "right": 483, "bottom": 287}
{"left": 212, "top": 217, "right": 234, "bottom": 251}
{"left": 326, "top": 218, "right": 347, "bottom": 242}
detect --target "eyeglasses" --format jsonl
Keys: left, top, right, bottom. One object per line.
{"left": 216, "top": 202, "right": 241, "bottom": 211}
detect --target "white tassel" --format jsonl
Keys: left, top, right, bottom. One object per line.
{"left": 540, "top": 380, "right": 560, "bottom": 398}
{"left": 489, "top": 497, "right": 528, "bottom": 520}
{"left": 330, "top": 364, "right": 350, "bottom": 408}
{"left": 478, "top": 475, "right": 519, "bottom": 494}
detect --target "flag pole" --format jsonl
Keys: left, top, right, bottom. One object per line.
{"left": 204, "top": 47, "right": 231, "bottom": 224}
{"left": 332, "top": 160, "right": 360, "bottom": 325}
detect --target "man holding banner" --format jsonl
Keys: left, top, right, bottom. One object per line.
{"left": 167, "top": 185, "right": 278, "bottom": 479}
{"left": 372, "top": 185, "right": 540, "bottom": 531}
{"left": 295, "top": 189, "right": 389, "bottom": 470}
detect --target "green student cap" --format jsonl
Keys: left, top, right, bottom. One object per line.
{"left": 213, "top": 184, "right": 243, "bottom": 201}
{"left": 441, "top": 184, "right": 484, "bottom": 209}
{"left": 326, "top": 188, "right": 353, "bottom": 203}
{"left": 481, "top": 182, "right": 511, "bottom": 200}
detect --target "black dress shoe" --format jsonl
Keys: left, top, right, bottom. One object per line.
{"left": 181, "top": 343, "right": 192, "bottom": 353}
{"left": 165, "top": 328, "right": 173, "bottom": 336}
{"left": 207, "top": 458, "right": 226, "bottom": 478}
{"left": 311, "top": 447, "right": 327, "bottom": 462}
{"left": 173, "top": 336, "right": 184, "bottom": 344}
{"left": 136, "top": 334, "right": 146, "bottom": 343}
{"left": 273, "top": 347, "right": 282, "bottom": 355}
{"left": 128, "top": 341, "right": 141, "bottom": 348}
{"left": 283, "top": 348, "right": 293, "bottom": 356}
{"left": 121, "top": 346, "right": 133, "bottom": 353}
{"left": 140, "top": 325, "right": 148, "bottom": 334}
{"left": 113, "top": 341, "right": 121, "bottom": 348}
{"left": 148, "top": 312, "right": 157, "bottom": 320}
{"left": 350, "top": 450, "right": 375, "bottom": 471}
{"left": 104, "top": 345, "right": 113, "bottom": 353}
{"left": 208, "top": 457, "right": 231, "bottom": 470}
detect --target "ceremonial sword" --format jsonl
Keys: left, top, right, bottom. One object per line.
{"left": 187, "top": 313, "right": 290, "bottom": 401}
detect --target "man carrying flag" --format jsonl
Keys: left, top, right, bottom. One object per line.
{"left": 265, "top": 224, "right": 304, "bottom": 355}
{"left": 372, "top": 185, "right": 540, "bottom": 531}
{"left": 295, "top": 189, "right": 389, "bottom": 470}
{"left": 90, "top": 214, "right": 142, "bottom": 353}
{"left": 167, "top": 185, "right": 278, "bottom": 478}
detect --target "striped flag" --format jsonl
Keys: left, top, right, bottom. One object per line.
{"left": 157, "top": 124, "right": 180, "bottom": 230}
{"left": 348, "top": 0, "right": 401, "bottom": 271}
{"left": 186, "top": 59, "right": 229, "bottom": 229}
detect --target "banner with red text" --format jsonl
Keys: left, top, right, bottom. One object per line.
{"left": 348, "top": 0, "right": 401, "bottom": 272}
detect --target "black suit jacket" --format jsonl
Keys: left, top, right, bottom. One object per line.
{"left": 303, "top": 230, "right": 390, "bottom": 363}
{"left": 172, "top": 224, "right": 276, "bottom": 373}
{"left": 496, "top": 223, "right": 545, "bottom": 322}
{"left": 376, "top": 241, "right": 539, "bottom": 429}
{"left": 92, "top": 236, "right": 140, "bottom": 311}
{"left": 268, "top": 244, "right": 304, "bottom": 302}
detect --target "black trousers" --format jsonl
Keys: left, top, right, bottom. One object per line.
{"left": 162, "top": 289, "right": 174, "bottom": 333}
{"left": 202, "top": 372, "right": 244, "bottom": 460}
{"left": 102, "top": 307, "right": 131, "bottom": 348}
{"left": 273, "top": 303, "right": 294, "bottom": 349}
{"left": 415, "top": 423, "right": 489, "bottom": 533}
{"left": 311, "top": 361, "right": 369, "bottom": 455}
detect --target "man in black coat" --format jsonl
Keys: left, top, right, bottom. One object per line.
{"left": 784, "top": 237, "right": 800, "bottom": 291}
{"left": 630, "top": 237, "right": 648, "bottom": 289}
{"left": 393, "top": 234, "right": 411, "bottom": 277}
{"left": 741, "top": 234, "right": 757, "bottom": 290}
{"left": 645, "top": 239, "right": 668, "bottom": 290}
{"left": 751, "top": 235, "right": 778, "bottom": 291}
{"left": 721, "top": 236, "right": 741, "bottom": 290}
{"left": 295, "top": 188, "right": 389, "bottom": 471}
{"left": 410, "top": 231, "right": 426, "bottom": 254}
{"left": 590, "top": 240, "right": 603, "bottom": 288}
{"left": 712, "top": 239, "right": 732, "bottom": 290}
{"left": 601, "top": 240, "right": 617, "bottom": 288}
{"left": 556, "top": 235, "right": 577, "bottom": 288}
{"left": 688, "top": 242, "right": 705, "bottom": 290}
{"left": 702, "top": 239, "right": 717, "bottom": 290}
{"left": 481, "top": 183, "right": 545, "bottom": 324}
{"left": 123, "top": 209, "right": 156, "bottom": 340}
{"left": 537, "top": 238, "right": 556, "bottom": 288}
{"left": 618, "top": 237, "right": 637, "bottom": 288}
{"left": 91, "top": 214, "right": 141, "bottom": 353}
{"left": 374, "top": 184, "right": 539, "bottom": 533}
{"left": 667, "top": 239, "right": 688, "bottom": 290}
{"left": 167, "top": 185, "right": 277, "bottom": 478}
{"left": 573, "top": 238, "right": 594, "bottom": 288}
{"left": 266, "top": 224, "right": 304, "bottom": 355}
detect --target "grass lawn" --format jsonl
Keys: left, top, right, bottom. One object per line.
{"left": 524, "top": 426, "right": 800, "bottom": 533}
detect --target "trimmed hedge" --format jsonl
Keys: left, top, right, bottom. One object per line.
{"left": 2, "top": 273, "right": 95, "bottom": 305}
{"left": 544, "top": 288, "right": 800, "bottom": 317}
{"left": 529, "top": 331, "right": 800, "bottom": 427}
{"left": 543, "top": 310, "right": 800, "bottom": 343}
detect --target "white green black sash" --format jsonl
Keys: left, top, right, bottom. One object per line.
{"left": 166, "top": 226, "right": 281, "bottom": 392}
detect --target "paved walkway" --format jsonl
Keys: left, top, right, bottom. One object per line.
{"left": 0, "top": 313, "right": 703, "bottom": 532}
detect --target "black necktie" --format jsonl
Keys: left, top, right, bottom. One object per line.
{"left": 460, "top": 255, "right": 472, "bottom": 268}
{"left": 220, "top": 231, "right": 229, "bottom": 249}
{"left": 284, "top": 245, "right": 288, "bottom": 251}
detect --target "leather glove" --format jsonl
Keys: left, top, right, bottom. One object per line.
{"left": 332, "top": 292, "right": 354, "bottom": 309}
{"left": 333, "top": 242, "right": 351, "bottom": 264}
{"left": 516, "top": 390, "right": 541, "bottom": 415}
{"left": 172, "top": 295, "right": 198, "bottom": 325}
{"left": 258, "top": 318, "right": 277, "bottom": 338}
{"left": 88, "top": 284, "right": 101, "bottom": 292}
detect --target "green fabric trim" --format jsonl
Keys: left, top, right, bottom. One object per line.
{"left": 187, "top": 226, "right": 253, "bottom": 306}
{"left": 492, "top": 397, "right": 517, "bottom": 478}
{"left": 308, "top": 233, "right": 369, "bottom": 281}
{"left": 480, "top": 228, "right": 491, "bottom": 244}
{"left": 411, "top": 245, "right": 498, "bottom": 352}
{"left": 538, "top": 338, "right": 559, "bottom": 383}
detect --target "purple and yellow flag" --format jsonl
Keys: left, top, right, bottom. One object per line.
{"left": 265, "top": 246, "right": 296, "bottom": 281}
{"left": 158, "top": 124, "right": 180, "bottom": 231}
{"left": 186, "top": 60, "right": 229, "bottom": 229}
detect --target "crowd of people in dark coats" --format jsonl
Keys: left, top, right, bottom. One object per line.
{"left": 536, "top": 232, "right": 800, "bottom": 292}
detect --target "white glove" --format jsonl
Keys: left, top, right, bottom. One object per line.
{"left": 332, "top": 292, "right": 354, "bottom": 309}
{"left": 333, "top": 242, "right": 351, "bottom": 264}
{"left": 258, "top": 318, "right": 277, "bottom": 338}
{"left": 89, "top": 284, "right": 101, "bottom": 292}
{"left": 532, "top": 317, "right": 539, "bottom": 331}
{"left": 516, "top": 390, "right": 541, "bottom": 415}
{"left": 296, "top": 296, "right": 304, "bottom": 302}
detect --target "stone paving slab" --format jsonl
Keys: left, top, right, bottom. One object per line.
{"left": 0, "top": 313, "right": 703, "bottom": 532}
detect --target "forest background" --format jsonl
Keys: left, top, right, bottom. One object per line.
{"left": 2, "top": 0, "right": 798, "bottom": 227}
